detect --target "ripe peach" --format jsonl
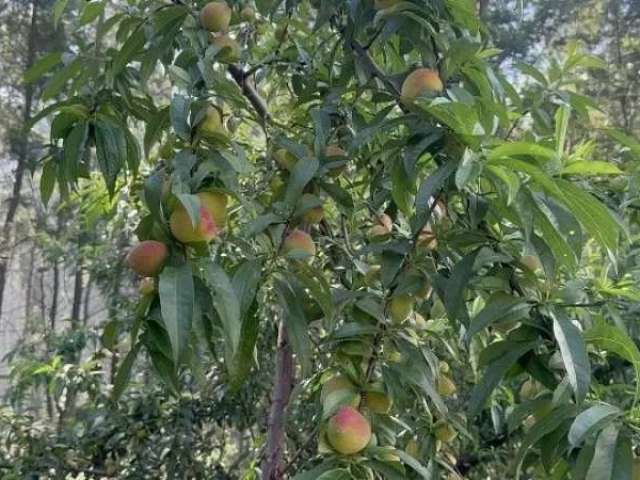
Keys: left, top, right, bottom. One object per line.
{"left": 320, "top": 375, "right": 357, "bottom": 404}
{"left": 282, "top": 229, "right": 316, "bottom": 257}
{"left": 401, "top": 68, "right": 444, "bottom": 105}
{"left": 169, "top": 205, "right": 219, "bottom": 244}
{"left": 327, "top": 406, "right": 372, "bottom": 455}
{"left": 240, "top": 6, "right": 255, "bottom": 21}
{"left": 200, "top": 2, "right": 231, "bottom": 32}
{"left": 197, "top": 191, "right": 228, "bottom": 230}
{"left": 126, "top": 241, "right": 168, "bottom": 277}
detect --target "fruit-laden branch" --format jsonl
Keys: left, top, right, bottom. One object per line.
{"left": 228, "top": 64, "right": 271, "bottom": 122}
{"left": 261, "top": 321, "right": 295, "bottom": 480}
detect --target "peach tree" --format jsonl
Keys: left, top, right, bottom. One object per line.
{"left": 27, "top": 0, "right": 640, "bottom": 478}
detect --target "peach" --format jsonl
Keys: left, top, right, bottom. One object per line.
{"left": 197, "top": 191, "right": 228, "bottom": 230}
{"left": 327, "top": 406, "right": 372, "bottom": 455}
{"left": 365, "top": 391, "right": 392, "bottom": 414}
{"left": 210, "top": 34, "right": 241, "bottom": 63}
{"left": 320, "top": 375, "right": 357, "bottom": 404}
{"left": 401, "top": 68, "right": 444, "bottom": 105}
{"left": 273, "top": 148, "right": 298, "bottom": 171}
{"left": 198, "top": 106, "right": 225, "bottom": 137}
{"left": 170, "top": 205, "right": 219, "bottom": 244}
{"left": 282, "top": 229, "right": 316, "bottom": 256}
{"left": 389, "top": 294, "right": 414, "bottom": 324}
{"left": 437, "top": 374, "right": 457, "bottom": 397}
{"left": 300, "top": 194, "right": 324, "bottom": 224}
{"left": 126, "top": 241, "right": 168, "bottom": 277}
{"left": 200, "top": 2, "right": 231, "bottom": 33}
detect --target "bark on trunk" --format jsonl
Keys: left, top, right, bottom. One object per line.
{"left": 70, "top": 258, "right": 84, "bottom": 328}
{"left": 261, "top": 322, "right": 294, "bottom": 480}
{"left": 478, "top": 0, "right": 489, "bottom": 18}
{"left": 0, "top": 0, "right": 38, "bottom": 319}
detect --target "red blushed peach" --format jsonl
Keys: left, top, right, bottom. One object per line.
{"left": 170, "top": 205, "right": 219, "bottom": 244}
{"left": 282, "top": 229, "right": 316, "bottom": 257}
{"left": 401, "top": 68, "right": 444, "bottom": 105}
{"left": 127, "top": 241, "right": 168, "bottom": 277}
{"left": 327, "top": 406, "right": 372, "bottom": 455}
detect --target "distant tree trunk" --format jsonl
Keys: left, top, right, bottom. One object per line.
{"left": 49, "top": 261, "right": 59, "bottom": 332}
{"left": 24, "top": 252, "right": 34, "bottom": 323}
{"left": 70, "top": 258, "right": 83, "bottom": 328}
{"left": 478, "top": 0, "right": 489, "bottom": 18}
{"left": 0, "top": 0, "right": 38, "bottom": 320}
{"left": 82, "top": 275, "right": 93, "bottom": 326}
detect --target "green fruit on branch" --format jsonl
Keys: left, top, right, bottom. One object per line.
{"left": 200, "top": 1, "right": 231, "bottom": 32}
{"left": 282, "top": 229, "right": 316, "bottom": 257}
{"left": 364, "top": 390, "right": 392, "bottom": 414}
{"left": 269, "top": 175, "right": 286, "bottom": 198}
{"left": 273, "top": 148, "right": 298, "bottom": 171}
{"left": 198, "top": 106, "right": 226, "bottom": 137}
{"left": 435, "top": 423, "right": 457, "bottom": 443}
{"left": 326, "top": 406, "right": 372, "bottom": 455}
{"left": 320, "top": 375, "right": 356, "bottom": 405}
{"left": 126, "top": 241, "right": 168, "bottom": 276}
{"left": 519, "top": 378, "right": 544, "bottom": 400}
{"left": 417, "top": 227, "right": 438, "bottom": 250}
{"left": 240, "top": 6, "right": 255, "bottom": 21}
{"left": 405, "top": 438, "right": 420, "bottom": 458}
{"left": 210, "top": 34, "right": 241, "bottom": 63}
{"left": 416, "top": 276, "right": 432, "bottom": 300}
{"left": 325, "top": 144, "right": 348, "bottom": 177}
{"left": 138, "top": 277, "right": 156, "bottom": 296}
{"left": 520, "top": 254, "right": 542, "bottom": 272}
{"left": 389, "top": 294, "right": 414, "bottom": 324}
{"left": 437, "top": 374, "right": 457, "bottom": 397}
{"left": 300, "top": 193, "right": 324, "bottom": 224}
{"left": 170, "top": 205, "right": 219, "bottom": 244}
{"left": 401, "top": 68, "right": 444, "bottom": 105}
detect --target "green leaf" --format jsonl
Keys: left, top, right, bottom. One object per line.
{"left": 469, "top": 340, "right": 539, "bottom": 418}
{"left": 611, "top": 432, "right": 633, "bottom": 480}
{"left": 568, "top": 404, "right": 622, "bottom": 448}
{"left": 555, "top": 179, "right": 622, "bottom": 253}
{"left": 514, "top": 62, "right": 548, "bottom": 86}
{"left": 42, "top": 58, "right": 83, "bottom": 100}
{"left": 315, "top": 469, "right": 351, "bottom": 480}
{"left": 465, "top": 292, "right": 531, "bottom": 342}
{"left": 514, "top": 404, "right": 578, "bottom": 479}
{"left": 561, "top": 161, "right": 623, "bottom": 176}
{"left": 413, "top": 159, "right": 457, "bottom": 233}
{"left": 554, "top": 105, "right": 571, "bottom": 156}
{"left": 111, "top": 342, "right": 142, "bottom": 401}
{"left": 159, "top": 264, "right": 194, "bottom": 364}
{"left": 551, "top": 309, "right": 590, "bottom": 403}
{"left": 112, "top": 25, "right": 145, "bottom": 76}
{"left": 443, "top": 249, "right": 479, "bottom": 323}
{"left": 584, "top": 320, "right": 640, "bottom": 407}
{"left": 585, "top": 424, "right": 620, "bottom": 480}
{"left": 170, "top": 94, "right": 191, "bottom": 140}
{"left": 284, "top": 157, "right": 319, "bottom": 207}
{"left": 603, "top": 128, "right": 640, "bottom": 158}
{"left": 40, "top": 159, "right": 56, "bottom": 207}
{"left": 488, "top": 141, "right": 558, "bottom": 164}
{"left": 394, "top": 449, "right": 433, "bottom": 479}
{"left": 273, "top": 276, "right": 311, "bottom": 376}
{"left": 62, "top": 121, "right": 89, "bottom": 182}
{"left": 94, "top": 118, "right": 126, "bottom": 195}
{"left": 53, "top": 0, "right": 70, "bottom": 28}
{"left": 175, "top": 194, "right": 201, "bottom": 228}
{"left": 79, "top": 1, "right": 104, "bottom": 25}
{"left": 294, "top": 263, "right": 334, "bottom": 325}
{"left": 198, "top": 261, "right": 242, "bottom": 361}
{"left": 291, "top": 460, "right": 340, "bottom": 480}
{"left": 24, "top": 52, "right": 63, "bottom": 84}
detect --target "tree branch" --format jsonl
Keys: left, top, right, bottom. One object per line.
{"left": 261, "top": 321, "right": 295, "bottom": 480}
{"left": 228, "top": 64, "right": 271, "bottom": 123}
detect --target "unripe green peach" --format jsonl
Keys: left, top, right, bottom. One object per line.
{"left": 273, "top": 148, "right": 297, "bottom": 171}
{"left": 197, "top": 191, "right": 228, "bottom": 230}
{"left": 437, "top": 374, "right": 457, "bottom": 397}
{"left": 269, "top": 175, "right": 286, "bottom": 197}
{"left": 139, "top": 277, "right": 156, "bottom": 296}
{"left": 520, "top": 254, "right": 542, "bottom": 272}
{"left": 320, "top": 375, "right": 356, "bottom": 404}
{"left": 389, "top": 294, "right": 414, "bottom": 324}
{"left": 127, "top": 241, "right": 168, "bottom": 277}
{"left": 282, "top": 229, "right": 316, "bottom": 257}
{"left": 200, "top": 1, "right": 232, "bottom": 32}
{"left": 519, "top": 378, "right": 543, "bottom": 400}
{"left": 401, "top": 68, "right": 444, "bottom": 105}
{"left": 170, "top": 205, "right": 219, "bottom": 244}
{"left": 199, "top": 106, "right": 226, "bottom": 138}
{"left": 374, "top": 0, "right": 401, "bottom": 9}
{"left": 416, "top": 277, "right": 432, "bottom": 300}
{"left": 405, "top": 438, "right": 420, "bottom": 458}
{"left": 435, "top": 423, "right": 457, "bottom": 443}
{"left": 412, "top": 312, "right": 428, "bottom": 330}
{"left": 300, "top": 194, "right": 324, "bottom": 224}
{"left": 240, "top": 6, "right": 255, "bottom": 21}
{"left": 364, "top": 391, "right": 392, "bottom": 414}
{"left": 210, "top": 34, "right": 241, "bottom": 63}
{"left": 327, "top": 406, "right": 372, "bottom": 455}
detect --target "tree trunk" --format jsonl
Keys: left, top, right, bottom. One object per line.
{"left": 478, "top": 0, "right": 489, "bottom": 18}
{"left": 70, "top": 258, "right": 84, "bottom": 328}
{"left": 261, "top": 322, "right": 294, "bottom": 480}
{"left": 24, "top": 252, "right": 34, "bottom": 323}
{"left": 82, "top": 275, "right": 92, "bottom": 326}
{"left": 49, "top": 261, "right": 59, "bottom": 332}
{"left": 0, "top": 0, "right": 38, "bottom": 319}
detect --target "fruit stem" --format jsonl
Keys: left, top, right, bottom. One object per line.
{"left": 261, "top": 321, "right": 295, "bottom": 480}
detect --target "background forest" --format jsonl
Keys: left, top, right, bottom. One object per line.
{"left": 0, "top": 0, "right": 639, "bottom": 479}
